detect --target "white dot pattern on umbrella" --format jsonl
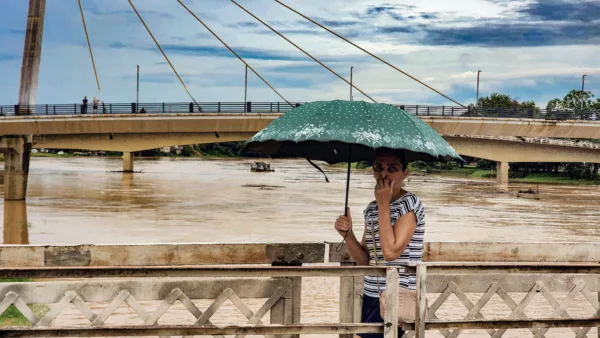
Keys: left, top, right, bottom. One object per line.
{"left": 248, "top": 100, "right": 461, "bottom": 161}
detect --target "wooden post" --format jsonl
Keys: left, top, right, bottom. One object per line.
{"left": 415, "top": 264, "right": 427, "bottom": 338}
{"left": 271, "top": 277, "right": 296, "bottom": 338}
{"left": 291, "top": 276, "right": 301, "bottom": 338}
{"left": 353, "top": 275, "right": 363, "bottom": 323}
{"left": 339, "top": 262, "right": 355, "bottom": 338}
{"left": 270, "top": 278, "right": 285, "bottom": 324}
{"left": 384, "top": 268, "right": 399, "bottom": 338}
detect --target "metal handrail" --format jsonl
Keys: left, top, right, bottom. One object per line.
{"left": 1, "top": 101, "right": 598, "bottom": 121}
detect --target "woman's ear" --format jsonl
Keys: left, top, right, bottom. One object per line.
{"left": 402, "top": 168, "right": 410, "bottom": 180}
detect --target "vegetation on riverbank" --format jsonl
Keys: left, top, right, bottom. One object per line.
{"left": 0, "top": 278, "right": 49, "bottom": 327}
{"left": 430, "top": 167, "right": 600, "bottom": 185}
{"left": 0, "top": 152, "right": 74, "bottom": 160}
{"left": 327, "top": 160, "right": 600, "bottom": 185}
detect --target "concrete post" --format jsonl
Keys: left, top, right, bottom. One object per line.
{"left": 3, "top": 200, "right": 29, "bottom": 244}
{"left": 3, "top": 137, "right": 31, "bottom": 200}
{"left": 496, "top": 161, "right": 509, "bottom": 191}
{"left": 2, "top": 136, "right": 32, "bottom": 244}
{"left": 122, "top": 152, "right": 134, "bottom": 172}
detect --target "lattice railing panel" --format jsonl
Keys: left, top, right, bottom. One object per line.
{"left": 0, "top": 283, "right": 291, "bottom": 338}
{"left": 412, "top": 279, "right": 600, "bottom": 338}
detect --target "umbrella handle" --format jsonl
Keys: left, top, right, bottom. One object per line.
{"left": 336, "top": 145, "right": 352, "bottom": 252}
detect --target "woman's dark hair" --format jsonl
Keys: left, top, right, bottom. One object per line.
{"left": 374, "top": 148, "right": 408, "bottom": 170}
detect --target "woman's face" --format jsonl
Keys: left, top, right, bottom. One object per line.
{"left": 372, "top": 153, "right": 409, "bottom": 189}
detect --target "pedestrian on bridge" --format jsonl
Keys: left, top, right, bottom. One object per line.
{"left": 82, "top": 96, "right": 88, "bottom": 114}
{"left": 92, "top": 97, "right": 99, "bottom": 114}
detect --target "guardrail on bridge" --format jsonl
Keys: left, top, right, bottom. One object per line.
{"left": 1, "top": 102, "right": 599, "bottom": 120}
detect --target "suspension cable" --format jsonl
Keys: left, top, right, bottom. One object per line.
{"left": 77, "top": 0, "right": 106, "bottom": 113}
{"left": 274, "top": 0, "right": 466, "bottom": 108}
{"left": 127, "top": 0, "right": 202, "bottom": 112}
{"left": 176, "top": 0, "right": 292, "bottom": 106}
{"left": 230, "top": 0, "right": 377, "bottom": 104}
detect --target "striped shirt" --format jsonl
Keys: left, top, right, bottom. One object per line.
{"left": 363, "top": 192, "right": 425, "bottom": 298}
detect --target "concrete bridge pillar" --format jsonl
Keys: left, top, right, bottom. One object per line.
{"left": 122, "top": 152, "right": 134, "bottom": 172}
{"left": 496, "top": 161, "right": 509, "bottom": 191}
{"left": 3, "top": 200, "right": 29, "bottom": 244}
{"left": 2, "top": 136, "right": 31, "bottom": 200}
{"left": 2, "top": 136, "right": 32, "bottom": 244}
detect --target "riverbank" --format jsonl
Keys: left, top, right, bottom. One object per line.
{"left": 325, "top": 162, "right": 600, "bottom": 186}
{"left": 0, "top": 152, "right": 74, "bottom": 160}
{"left": 433, "top": 167, "right": 600, "bottom": 185}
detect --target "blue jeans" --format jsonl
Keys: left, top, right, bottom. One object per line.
{"left": 357, "top": 294, "right": 405, "bottom": 338}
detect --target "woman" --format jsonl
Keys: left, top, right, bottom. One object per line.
{"left": 334, "top": 149, "right": 425, "bottom": 338}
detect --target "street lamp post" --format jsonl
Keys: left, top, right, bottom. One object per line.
{"left": 476, "top": 70, "right": 482, "bottom": 107}
{"left": 350, "top": 66, "right": 354, "bottom": 101}
{"left": 582, "top": 74, "right": 588, "bottom": 113}
{"left": 136, "top": 65, "right": 139, "bottom": 112}
{"left": 244, "top": 65, "right": 248, "bottom": 109}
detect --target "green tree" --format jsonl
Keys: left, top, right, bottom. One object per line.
{"left": 562, "top": 90, "right": 595, "bottom": 111}
{"left": 590, "top": 98, "right": 600, "bottom": 111}
{"left": 564, "top": 163, "right": 598, "bottom": 180}
{"left": 546, "top": 98, "right": 564, "bottom": 110}
{"left": 196, "top": 142, "right": 245, "bottom": 157}
{"left": 182, "top": 145, "right": 195, "bottom": 157}
{"left": 478, "top": 93, "right": 514, "bottom": 108}
{"left": 477, "top": 92, "right": 538, "bottom": 117}
{"left": 545, "top": 89, "right": 598, "bottom": 119}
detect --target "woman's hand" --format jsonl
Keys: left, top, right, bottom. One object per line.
{"left": 334, "top": 208, "right": 353, "bottom": 237}
{"left": 375, "top": 177, "right": 395, "bottom": 206}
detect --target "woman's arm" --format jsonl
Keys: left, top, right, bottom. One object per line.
{"left": 377, "top": 205, "right": 417, "bottom": 261}
{"left": 334, "top": 209, "right": 371, "bottom": 265}
{"left": 344, "top": 222, "right": 371, "bottom": 266}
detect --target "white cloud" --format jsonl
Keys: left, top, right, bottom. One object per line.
{"left": 0, "top": 0, "right": 598, "bottom": 109}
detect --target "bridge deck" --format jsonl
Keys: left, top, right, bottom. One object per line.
{"left": 1, "top": 113, "right": 600, "bottom": 139}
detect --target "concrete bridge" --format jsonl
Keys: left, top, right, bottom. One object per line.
{"left": 1, "top": 113, "right": 600, "bottom": 193}
{"left": 3, "top": 113, "right": 600, "bottom": 141}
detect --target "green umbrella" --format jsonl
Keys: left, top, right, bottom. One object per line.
{"left": 242, "top": 100, "right": 463, "bottom": 246}
{"left": 244, "top": 100, "right": 462, "bottom": 164}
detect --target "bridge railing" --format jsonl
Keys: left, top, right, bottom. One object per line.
{"left": 1, "top": 102, "right": 599, "bottom": 120}
{"left": 0, "top": 242, "right": 599, "bottom": 337}
{"left": 0, "top": 102, "right": 301, "bottom": 115}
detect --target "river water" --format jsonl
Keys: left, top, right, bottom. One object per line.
{"left": 1, "top": 157, "right": 599, "bottom": 337}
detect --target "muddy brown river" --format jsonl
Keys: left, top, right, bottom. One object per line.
{"left": 1, "top": 157, "right": 599, "bottom": 337}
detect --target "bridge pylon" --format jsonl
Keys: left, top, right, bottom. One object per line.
{"left": 3, "top": 0, "right": 46, "bottom": 244}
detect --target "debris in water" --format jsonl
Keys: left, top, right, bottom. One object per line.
{"left": 242, "top": 184, "right": 283, "bottom": 189}
{"left": 250, "top": 161, "right": 275, "bottom": 172}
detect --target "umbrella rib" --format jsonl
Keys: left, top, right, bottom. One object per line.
{"left": 230, "top": 0, "right": 377, "bottom": 103}
{"left": 273, "top": 0, "right": 467, "bottom": 108}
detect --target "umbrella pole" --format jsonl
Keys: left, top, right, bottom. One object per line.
{"left": 344, "top": 150, "right": 352, "bottom": 216}
{"left": 337, "top": 145, "right": 352, "bottom": 252}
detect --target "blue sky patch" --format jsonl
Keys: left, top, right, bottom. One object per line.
{"left": 0, "top": 0, "right": 598, "bottom": 106}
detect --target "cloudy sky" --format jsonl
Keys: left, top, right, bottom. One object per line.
{"left": 1, "top": 0, "right": 599, "bottom": 107}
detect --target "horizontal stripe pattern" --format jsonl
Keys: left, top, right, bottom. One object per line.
{"left": 363, "top": 192, "right": 425, "bottom": 298}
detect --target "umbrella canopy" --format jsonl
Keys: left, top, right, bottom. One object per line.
{"left": 243, "top": 100, "right": 463, "bottom": 164}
